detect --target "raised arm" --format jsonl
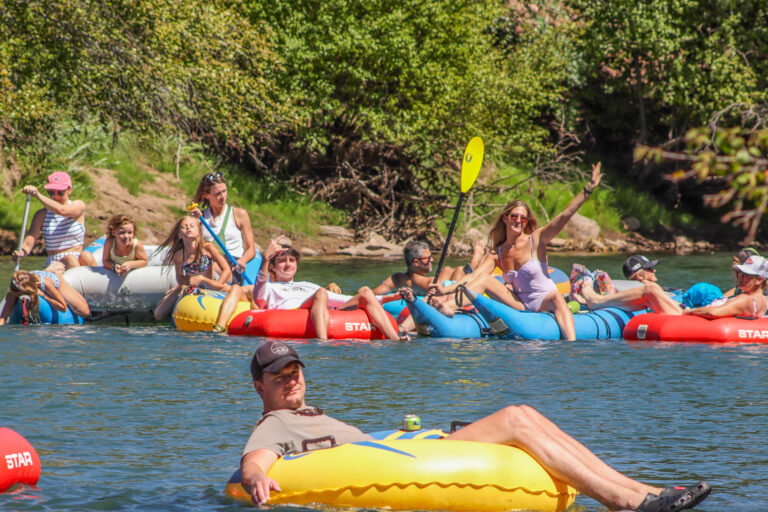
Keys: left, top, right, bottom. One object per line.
{"left": 538, "top": 163, "right": 602, "bottom": 246}
{"left": 22, "top": 186, "right": 85, "bottom": 218}
{"left": 241, "top": 449, "right": 281, "bottom": 505}
{"left": 253, "top": 236, "right": 287, "bottom": 306}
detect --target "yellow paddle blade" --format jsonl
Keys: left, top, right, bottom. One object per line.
{"left": 460, "top": 137, "right": 484, "bottom": 193}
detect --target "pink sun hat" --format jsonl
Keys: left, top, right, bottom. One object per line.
{"left": 44, "top": 171, "right": 72, "bottom": 191}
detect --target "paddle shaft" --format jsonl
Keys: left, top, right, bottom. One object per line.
{"left": 432, "top": 192, "right": 466, "bottom": 283}
{"left": 13, "top": 195, "right": 32, "bottom": 273}
{"left": 197, "top": 216, "right": 253, "bottom": 285}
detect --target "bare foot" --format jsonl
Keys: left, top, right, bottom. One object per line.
{"left": 430, "top": 297, "right": 456, "bottom": 317}
{"left": 470, "top": 240, "right": 486, "bottom": 269}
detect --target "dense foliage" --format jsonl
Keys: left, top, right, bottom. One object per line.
{"left": 1, "top": 0, "right": 766, "bottom": 240}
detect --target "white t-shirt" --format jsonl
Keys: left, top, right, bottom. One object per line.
{"left": 254, "top": 279, "right": 352, "bottom": 309}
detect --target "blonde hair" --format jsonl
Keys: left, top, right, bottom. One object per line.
{"left": 192, "top": 172, "right": 226, "bottom": 210}
{"left": 159, "top": 216, "right": 205, "bottom": 267}
{"left": 10, "top": 271, "right": 41, "bottom": 321}
{"left": 106, "top": 214, "right": 138, "bottom": 239}
{"left": 488, "top": 201, "right": 537, "bottom": 248}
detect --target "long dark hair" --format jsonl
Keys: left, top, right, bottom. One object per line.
{"left": 488, "top": 200, "right": 537, "bottom": 248}
{"left": 192, "top": 172, "right": 226, "bottom": 210}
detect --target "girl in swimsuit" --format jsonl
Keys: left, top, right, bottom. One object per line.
{"left": 153, "top": 216, "right": 231, "bottom": 320}
{"left": 429, "top": 163, "right": 602, "bottom": 341}
{"left": 102, "top": 214, "right": 149, "bottom": 276}
{"left": 0, "top": 270, "right": 90, "bottom": 325}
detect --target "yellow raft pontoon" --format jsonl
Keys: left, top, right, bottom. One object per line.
{"left": 225, "top": 429, "right": 576, "bottom": 511}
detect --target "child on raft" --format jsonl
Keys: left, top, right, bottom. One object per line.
{"left": 0, "top": 270, "right": 90, "bottom": 325}
{"left": 102, "top": 214, "right": 149, "bottom": 276}
{"left": 153, "top": 216, "right": 231, "bottom": 320}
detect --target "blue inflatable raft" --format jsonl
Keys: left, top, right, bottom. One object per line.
{"left": 460, "top": 287, "right": 640, "bottom": 340}
{"left": 6, "top": 296, "right": 84, "bottom": 325}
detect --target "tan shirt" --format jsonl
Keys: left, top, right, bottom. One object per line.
{"left": 242, "top": 406, "right": 373, "bottom": 458}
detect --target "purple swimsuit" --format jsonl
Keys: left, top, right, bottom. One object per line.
{"left": 497, "top": 239, "right": 557, "bottom": 312}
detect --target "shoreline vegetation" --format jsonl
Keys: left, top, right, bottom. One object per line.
{"left": 2, "top": 1, "right": 766, "bottom": 255}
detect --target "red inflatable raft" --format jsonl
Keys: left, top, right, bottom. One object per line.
{"left": 228, "top": 308, "right": 397, "bottom": 340}
{"left": 0, "top": 428, "right": 40, "bottom": 492}
{"left": 624, "top": 313, "right": 768, "bottom": 343}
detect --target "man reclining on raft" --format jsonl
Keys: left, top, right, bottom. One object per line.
{"left": 372, "top": 240, "right": 486, "bottom": 330}
{"left": 240, "top": 340, "right": 711, "bottom": 512}
{"left": 213, "top": 236, "right": 407, "bottom": 340}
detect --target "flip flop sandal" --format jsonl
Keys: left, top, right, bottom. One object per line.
{"left": 636, "top": 481, "right": 711, "bottom": 512}
{"left": 660, "top": 481, "right": 711, "bottom": 510}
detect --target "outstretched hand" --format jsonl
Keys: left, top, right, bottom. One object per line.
{"left": 264, "top": 235, "right": 289, "bottom": 262}
{"left": 248, "top": 474, "right": 282, "bottom": 506}
{"left": 588, "top": 162, "right": 602, "bottom": 190}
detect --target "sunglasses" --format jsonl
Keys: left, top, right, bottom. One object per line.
{"left": 507, "top": 212, "right": 528, "bottom": 222}
{"left": 47, "top": 189, "right": 66, "bottom": 197}
{"left": 415, "top": 255, "right": 433, "bottom": 263}
{"left": 203, "top": 172, "right": 223, "bottom": 183}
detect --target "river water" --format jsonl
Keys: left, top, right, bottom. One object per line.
{"left": 1, "top": 253, "right": 766, "bottom": 511}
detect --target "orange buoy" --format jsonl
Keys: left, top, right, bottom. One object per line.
{"left": 0, "top": 428, "right": 40, "bottom": 492}
{"left": 228, "top": 308, "right": 397, "bottom": 340}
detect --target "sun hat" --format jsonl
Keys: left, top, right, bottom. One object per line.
{"left": 733, "top": 255, "right": 768, "bottom": 279}
{"left": 622, "top": 255, "right": 659, "bottom": 278}
{"left": 43, "top": 171, "right": 72, "bottom": 191}
{"left": 250, "top": 341, "right": 304, "bottom": 379}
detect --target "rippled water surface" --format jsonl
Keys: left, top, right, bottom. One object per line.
{"left": 1, "top": 254, "right": 766, "bottom": 511}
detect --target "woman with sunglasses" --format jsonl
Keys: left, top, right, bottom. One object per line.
{"left": 189, "top": 172, "right": 256, "bottom": 280}
{"left": 432, "top": 163, "right": 602, "bottom": 341}
{"left": 12, "top": 171, "right": 96, "bottom": 273}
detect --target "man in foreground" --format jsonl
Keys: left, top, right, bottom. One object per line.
{"left": 240, "top": 341, "right": 711, "bottom": 512}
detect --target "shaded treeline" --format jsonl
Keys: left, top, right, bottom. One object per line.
{"left": 1, "top": 0, "right": 766, "bottom": 239}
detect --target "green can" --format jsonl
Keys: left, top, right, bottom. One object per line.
{"left": 402, "top": 414, "right": 421, "bottom": 431}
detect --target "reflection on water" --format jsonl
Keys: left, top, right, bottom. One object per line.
{"left": 1, "top": 254, "right": 765, "bottom": 511}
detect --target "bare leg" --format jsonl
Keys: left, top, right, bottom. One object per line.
{"left": 79, "top": 251, "right": 97, "bottom": 266}
{"left": 60, "top": 254, "right": 81, "bottom": 270}
{"left": 582, "top": 283, "right": 682, "bottom": 314}
{"left": 478, "top": 275, "right": 524, "bottom": 310}
{"left": 214, "top": 284, "right": 251, "bottom": 329}
{"left": 356, "top": 286, "right": 401, "bottom": 340}
{"left": 539, "top": 291, "right": 575, "bottom": 341}
{"left": 307, "top": 288, "right": 330, "bottom": 339}
{"left": 154, "top": 285, "right": 183, "bottom": 320}
{"left": 58, "top": 280, "right": 90, "bottom": 317}
{"left": 44, "top": 261, "right": 67, "bottom": 275}
{"left": 446, "top": 405, "right": 660, "bottom": 510}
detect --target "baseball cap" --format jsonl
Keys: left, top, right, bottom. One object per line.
{"left": 622, "top": 255, "right": 659, "bottom": 278}
{"left": 250, "top": 341, "right": 304, "bottom": 379}
{"left": 733, "top": 255, "right": 768, "bottom": 279}
{"left": 734, "top": 247, "right": 760, "bottom": 265}
{"left": 44, "top": 171, "right": 72, "bottom": 191}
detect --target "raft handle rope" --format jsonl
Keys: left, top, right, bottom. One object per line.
{"left": 450, "top": 421, "right": 471, "bottom": 433}
{"left": 301, "top": 435, "right": 337, "bottom": 452}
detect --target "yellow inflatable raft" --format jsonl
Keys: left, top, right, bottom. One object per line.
{"left": 225, "top": 429, "right": 576, "bottom": 511}
{"left": 172, "top": 288, "right": 250, "bottom": 331}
